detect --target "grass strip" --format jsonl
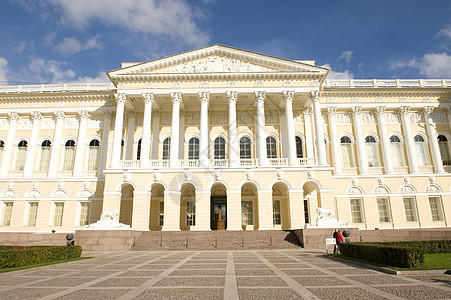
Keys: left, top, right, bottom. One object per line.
{"left": 0, "top": 257, "right": 91, "bottom": 273}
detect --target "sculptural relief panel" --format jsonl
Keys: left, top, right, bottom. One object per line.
{"left": 385, "top": 112, "right": 401, "bottom": 124}
{"left": 335, "top": 113, "right": 352, "bottom": 125}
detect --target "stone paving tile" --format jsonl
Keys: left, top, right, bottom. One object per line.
{"left": 328, "top": 267, "right": 378, "bottom": 275}
{"left": 378, "top": 285, "right": 451, "bottom": 299}
{"left": 293, "top": 276, "right": 351, "bottom": 287}
{"left": 134, "top": 288, "right": 224, "bottom": 300}
{"left": 235, "top": 269, "right": 276, "bottom": 276}
{"left": 307, "top": 287, "right": 387, "bottom": 300}
{"left": 233, "top": 263, "right": 268, "bottom": 269}
{"left": 0, "top": 277, "right": 45, "bottom": 286}
{"left": 405, "top": 274, "right": 451, "bottom": 286}
{"left": 91, "top": 277, "right": 150, "bottom": 287}
{"left": 65, "top": 270, "right": 113, "bottom": 277}
{"left": 136, "top": 264, "right": 173, "bottom": 270}
{"left": 95, "top": 264, "right": 136, "bottom": 270}
{"left": 0, "top": 287, "right": 65, "bottom": 300}
{"left": 238, "top": 288, "right": 300, "bottom": 300}
{"left": 169, "top": 269, "right": 226, "bottom": 276}
{"left": 18, "top": 270, "right": 71, "bottom": 277}
{"left": 179, "top": 263, "right": 226, "bottom": 269}
{"left": 117, "top": 270, "right": 163, "bottom": 277}
{"left": 186, "top": 259, "right": 227, "bottom": 263}
{"left": 27, "top": 277, "right": 95, "bottom": 287}
{"left": 271, "top": 263, "right": 309, "bottom": 269}
{"left": 282, "top": 268, "right": 328, "bottom": 276}
{"left": 154, "top": 276, "right": 225, "bottom": 287}
{"left": 347, "top": 274, "right": 412, "bottom": 285}
{"left": 237, "top": 276, "right": 288, "bottom": 287}
{"left": 55, "top": 288, "right": 133, "bottom": 300}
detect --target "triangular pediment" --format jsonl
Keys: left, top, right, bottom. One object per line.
{"left": 108, "top": 45, "right": 328, "bottom": 78}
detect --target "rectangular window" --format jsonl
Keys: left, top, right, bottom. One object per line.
{"left": 1, "top": 202, "right": 13, "bottom": 226}
{"left": 52, "top": 202, "right": 64, "bottom": 226}
{"left": 159, "top": 201, "right": 164, "bottom": 227}
{"left": 241, "top": 201, "right": 254, "bottom": 226}
{"left": 350, "top": 198, "right": 364, "bottom": 223}
{"left": 376, "top": 198, "right": 391, "bottom": 223}
{"left": 429, "top": 197, "right": 444, "bottom": 221}
{"left": 273, "top": 200, "right": 281, "bottom": 225}
{"left": 26, "top": 202, "right": 39, "bottom": 226}
{"left": 78, "top": 202, "right": 90, "bottom": 226}
{"left": 186, "top": 201, "right": 196, "bottom": 226}
{"left": 403, "top": 197, "right": 418, "bottom": 222}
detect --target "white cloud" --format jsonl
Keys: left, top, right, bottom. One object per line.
{"left": 391, "top": 52, "right": 451, "bottom": 78}
{"left": 46, "top": 0, "right": 209, "bottom": 46}
{"left": 54, "top": 36, "right": 103, "bottom": 55}
{"left": 338, "top": 50, "right": 354, "bottom": 65}
{"left": 321, "top": 64, "right": 354, "bottom": 79}
{"left": 0, "top": 57, "right": 9, "bottom": 84}
{"left": 437, "top": 26, "right": 451, "bottom": 39}
{"left": 72, "top": 72, "right": 109, "bottom": 83}
{"left": 27, "top": 57, "right": 77, "bottom": 83}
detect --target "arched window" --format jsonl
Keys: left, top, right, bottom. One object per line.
{"left": 39, "top": 140, "right": 51, "bottom": 171}
{"left": 266, "top": 136, "right": 277, "bottom": 159}
{"left": 63, "top": 140, "right": 76, "bottom": 171}
{"left": 389, "top": 135, "right": 405, "bottom": 167}
{"left": 214, "top": 137, "right": 226, "bottom": 159}
{"left": 188, "top": 138, "right": 199, "bottom": 160}
{"left": 438, "top": 135, "right": 451, "bottom": 165}
{"left": 239, "top": 137, "right": 251, "bottom": 159}
{"left": 340, "top": 136, "right": 354, "bottom": 167}
{"left": 296, "top": 136, "right": 303, "bottom": 158}
{"left": 15, "top": 140, "right": 28, "bottom": 171}
{"left": 162, "top": 138, "right": 170, "bottom": 160}
{"left": 136, "top": 139, "right": 142, "bottom": 160}
{"left": 88, "top": 139, "right": 100, "bottom": 171}
{"left": 414, "top": 135, "right": 429, "bottom": 166}
{"left": 365, "top": 136, "right": 380, "bottom": 167}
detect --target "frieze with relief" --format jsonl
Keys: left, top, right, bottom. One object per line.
{"left": 160, "top": 113, "right": 172, "bottom": 125}
{"left": 409, "top": 112, "right": 424, "bottom": 124}
{"left": 385, "top": 112, "right": 401, "bottom": 124}
{"left": 431, "top": 112, "right": 448, "bottom": 124}
{"left": 210, "top": 112, "right": 228, "bottom": 125}
{"left": 237, "top": 112, "right": 253, "bottom": 125}
{"left": 265, "top": 111, "right": 278, "bottom": 124}
{"left": 185, "top": 113, "right": 200, "bottom": 125}
{"left": 135, "top": 114, "right": 144, "bottom": 126}
{"left": 17, "top": 118, "right": 32, "bottom": 130}
{"left": 40, "top": 118, "right": 55, "bottom": 129}
{"left": 361, "top": 112, "right": 376, "bottom": 124}
{"left": 335, "top": 113, "right": 352, "bottom": 125}
{"left": 0, "top": 119, "right": 9, "bottom": 130}
{"left": 88, "top": 116, "right": 103, "bottom": 129}
{"left": 161, "top": 56, "right": 279, "bottom": 73}
{"left": 64, "top": 117, "right": 80, "bottom": 129}
{"left": 293, "top": 111, "right": 303, "bottom": 124}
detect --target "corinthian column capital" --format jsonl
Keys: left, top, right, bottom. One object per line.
{"left": 226, "top": 91, "right": 237, "bottom": 103}
{"left": 170, "top": 92, "right": 182, "bottom": 103}
{"left": 198, "top": 91, "right": 210, "bottom": 104}
{"left": 7, "top": 112, "right": 19, "bottom": 122}
{"left": 142, "top": 92, "right": 155, "bottom": 104}
{"left": 283, "top": 91, "right": 294, "bottom": 102}
{"left": 255, "top": 91, "right": 266, "bottom": 102}
{"left": 327, "top": 106, "right": 337, "bottom": 116}
{"left": 309, "top": 90, "right": 321, "bottom": 101}
{"left": 115, "top": 93, "right": 126, "bottom": 104}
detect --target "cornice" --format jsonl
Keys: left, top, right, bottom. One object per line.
{"left": 0, "top": 93, "right": 115, "bottom": 102}
{"left": 322, "top": 89, "right": 450, "bottom": 97}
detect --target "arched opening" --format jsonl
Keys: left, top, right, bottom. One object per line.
{"left": 272, "top": 182, "right": 290, "bottom": 229}
{"left": 149, "top": 184, "right": 165, "bottom": 230}
{"left": 241, "top": 183, "right": 258, "bottom": 230}
{"left": 302, "top": 181, "right": 321, "bottom": 225}
{"left": 211, "top": 182, "right": 227, "bottom": 230}
{"left": 119, "top": 184, "right": 134, "bottom": 226}
{"left": 180, "top": 183, "right": 196, "bottom": 231}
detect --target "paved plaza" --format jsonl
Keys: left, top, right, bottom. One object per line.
{"left": 0, "top": 250, "right": 450, "bottom": 299}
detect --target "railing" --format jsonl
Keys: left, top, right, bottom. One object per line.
{"left": 179, "top": 160, "right": 199, "bottom": 167}
{"left": 0, "top": 83, "right": 115, "bottom": 94}
{"left": 211, "top": 159, "right": 228, "bottom": 167}
{"left": 239, "top": 159, "right": 258, "bottom": 167}
{"left": 418, "top": 165, "right": 434, "bottom": 173}
{"left": 120, "top": 160, "right": 140, "bottom": 168}
{"left": 368, "top": 167, "right": 384, "bottom": 174}
{"left": 150, "top": 160, "right": 169, "bottom": 168}
{"left": 393, "top": 166, "right": 409, "bottom": 174}
{"left": 268, "top": 158, "right": 288, "bottom": 166}
{"left": 299, "top": 157, "right": 318, "bottom": 166}
{"left": 58, "top": 170, "right": 73, "bottom": 178}
{"left": 324, "top": 79, "right": 451, "bottom": 88}
{"left": 33, "top": 170, "right": 48, "bottom": 178}
{"left": 342, "top": 167, "right": 359, "bottom": 175}
{"left": 8, "top": 171, "right": 23, "bottom": 178}
{"left": 82, "top": 170, "right": 98, "bottom": 177}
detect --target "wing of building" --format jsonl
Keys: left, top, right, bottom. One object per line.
{"left": 0, "top": 44, "right": 450, "bottom": 233}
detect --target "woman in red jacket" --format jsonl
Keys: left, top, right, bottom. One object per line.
{"left": 335, "top": 230, "right": 344, "bottom": 254}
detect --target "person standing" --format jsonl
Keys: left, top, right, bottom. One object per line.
{"left": 336, "top": 230, "right": 344, "bottom": 254}
{"left": 332, "top": 229, "right": 338, "bottom": 254}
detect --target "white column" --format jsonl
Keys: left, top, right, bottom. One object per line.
{"left": 424, "top": 106, "right": 445, "bottom": 173}
{"left": 72, "top": 110, "right": 89, "bottom": 177}
{"left": 179, "top": 109, "right": 185, "bottom": 159}
{"left": 0, "top": 112, "right": 19, "bottom": 177}
{"left": 283, "top": 91, "right": 297, "bottom": 166}
{"left": 110, "top": 93, "right": 126, "bottom": 168}
{"left": 310, "top": 91, "right": 327, "bottom": 166}
{"left": 447, "top": 108, "right": 451, "bottom": 133}
{"left": 170, "top": 92, "right": 181, "bottom": 167}
{"left": 125, "top": 111, "right": 135, "bottom": 160}
{"left": 400, "top": 106, "right": 419, "bottom": 173}
{"left": 304, "top": 109, "right": 315, "bottom": 164}
{"left": 327, "top": 107, "right": 342, "bottom": 174}
{"left": 199, "top": 92, "right": 210, "bottom": 168}
{"left": 376, "top": 107, "right": 394, "bottom": 174}
{"left": 23, "top": 112, "right": 42, "bottom": 177}
{"left": 227, "top": 91, "right": 238, "bottom": 167}
{"left": 255, "top": 91, "right": 268, "bottom": 166}
{"left": 151, "top": 111, "right": 160, "bottom": 160}
{"left": 140, "top": 93, "right": 154, "bottom": 167}
{"left": 48, "top": 111, "right": 65, "bottom": 177}
{"left": 352, "top": 107, "right": 369, "bottom": 174}
{"left": 99, "top": 110, "right": 112, "bottom": 176}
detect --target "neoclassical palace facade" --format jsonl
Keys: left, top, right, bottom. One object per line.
{"left": 0, "top": 45, "right": 450, "bottom": 233}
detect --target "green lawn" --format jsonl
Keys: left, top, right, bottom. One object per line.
{"left": 0, "top": 257, "right": 90, "bottom": 273}
{"left": 331, "top": 253, "right": 451, "bottom": 271}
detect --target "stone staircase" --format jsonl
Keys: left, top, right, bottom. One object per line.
{"left": 131, "top": 230, "right": 302, "bottom": 251}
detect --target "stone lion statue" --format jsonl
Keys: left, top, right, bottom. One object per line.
{"left": 316, "top": 207, "right": 335, "bottom": 219}
{"left": 100, "top": 209, "right": 119, "bottom": 222}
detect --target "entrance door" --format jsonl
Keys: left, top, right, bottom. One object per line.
{"left": 211, "top": 196, "right": 227, "bottom": 230}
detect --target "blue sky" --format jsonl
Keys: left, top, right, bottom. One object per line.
{"left": 1, "top": 0, "right": 451, "bottom": 85}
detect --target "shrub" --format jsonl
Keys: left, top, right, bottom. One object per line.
{"left": 0, "top": 246, "right": 82, "bottom": 269}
